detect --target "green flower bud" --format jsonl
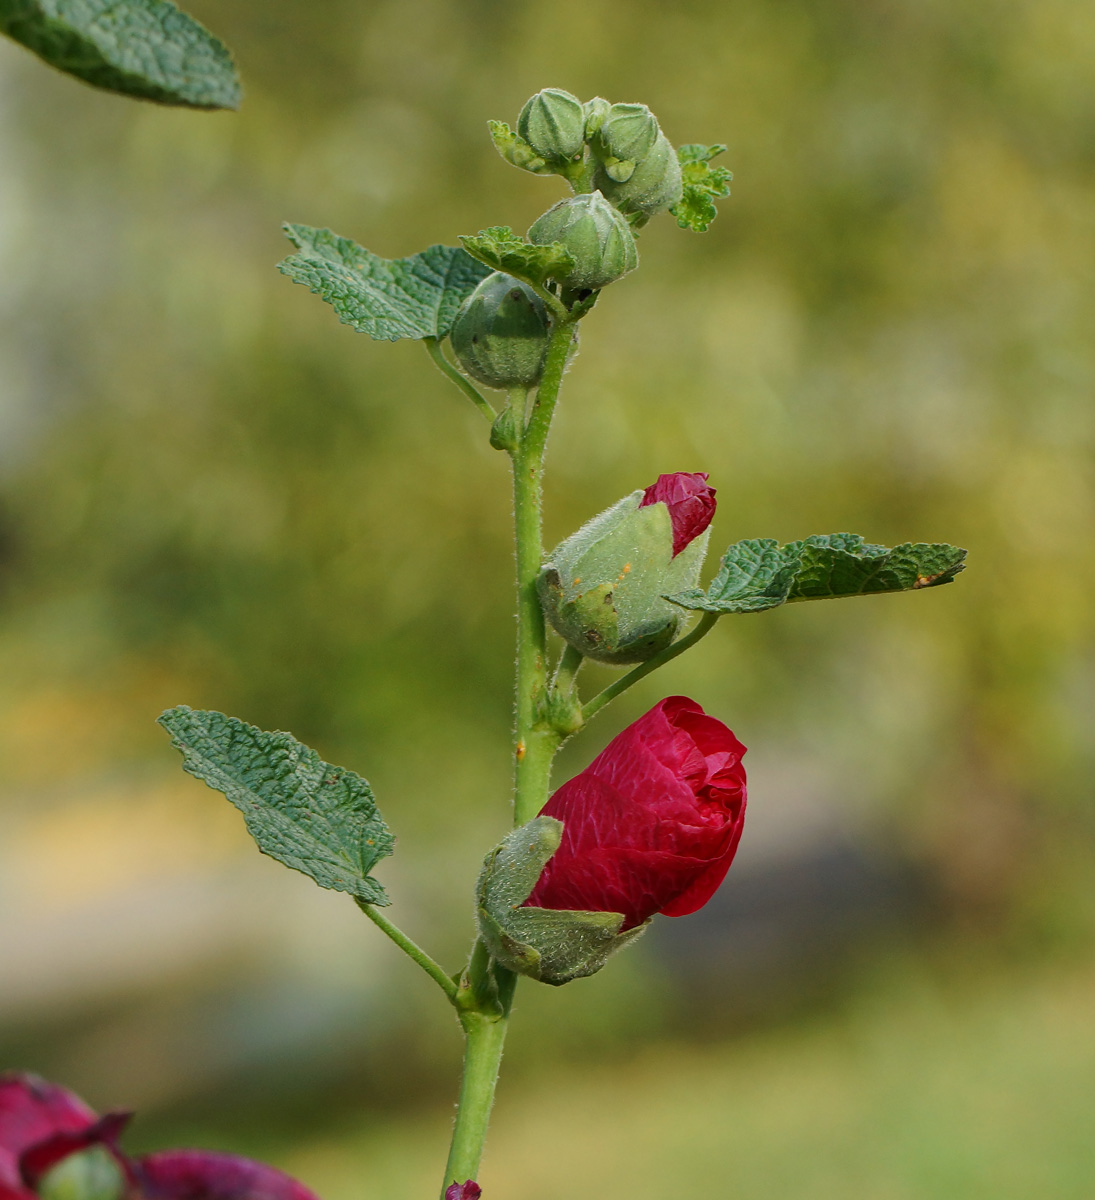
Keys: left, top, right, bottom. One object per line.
{"left": 527, "top": 191, "right": 638, "bottom": 291}
{"left": 516, "top": 88, "right": 586, "bottom": 164}
{"left": 537, "top": 488, "right": 711, "bottom": 664}
{"left": 582, "top": 96, "right": 611, "bottom": 138}
{"left": 589, "top": 102, "right": 660, "bottom": 183}
{"left": 38, "top": 1148, "right": 126, "bottom": 1200}
{"left": 450, "top": 271, "right": 551, "bottom": 389}
{"left": 476, "top": 816, "right": 648, "bottom": 985}
{"left": 593, "top": 128, "right": 683, "bottom": 221}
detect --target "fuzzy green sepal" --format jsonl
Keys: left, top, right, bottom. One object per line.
{"left": 537, "top": 492, "right": 709, "bottom": 664}
{"left": 476, "top": 817, "right": 649, "bottom": 986}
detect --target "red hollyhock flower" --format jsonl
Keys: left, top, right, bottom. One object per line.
{"left": 526, "top": 696, "right": 747, "bottom": 931}
{"left": 0, "top": 1074, "right": 318, "bottom": 1200}
{"left": 640, "top": 472, "right": 717, "bottom": 557}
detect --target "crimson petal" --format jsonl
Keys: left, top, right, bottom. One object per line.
{"left": 445, "top": 1183, "right": 482, "bottom": 1200}
{"left": 1, "top": 1074, "right": 100, "bottom": 1198}
{"left": 20, "top": 1113, "right": 132, "bottom": 1188}
{"left": 136, "top": 1150, "right": 321, "bottom": 1200}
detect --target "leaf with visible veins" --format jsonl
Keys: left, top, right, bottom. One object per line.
{"left": 0, "top": 0, "right": 240, "bottom": 108}
{"left": 279, "top": 224, "right": 491, "bottom": 341}
{"left": 668, "top": 533, "right": 966, "bottom": 614}
{"left": 159, "top": 706, "right": 395, "bottom": 904}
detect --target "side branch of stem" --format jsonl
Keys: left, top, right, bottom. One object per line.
{"left": 581, "top": 611, "right": 721, "bottom": 722}
{"left": 356, "top": 901, "right": 459, "bottom": 1002}
{"left": 424, "top": 337, "right": 497, "bottom": 422}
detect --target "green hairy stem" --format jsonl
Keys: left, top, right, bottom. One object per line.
{"left": 439, "top": 312, "right": 576, "bottom": 1193}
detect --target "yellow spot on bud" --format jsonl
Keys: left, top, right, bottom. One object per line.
{"left": 572, "top": 577, "right": 582, "bottom": 586}
{"left": 516, "top": 740, "right": 526, "bottom": 761}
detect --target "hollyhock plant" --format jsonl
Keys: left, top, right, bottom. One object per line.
{"left": 640, "top": 472, "right": 718, "bottom": 557}
{"left": 0, "top": 1074, "right": 319, "bottom": 1200}
{"left": 0, "top": 62, "right": 967, "bottom": 1197}
{"left": 527, "top": 695, "right": 747, "bottom": 931}
{"left": 159, "top": 84, "right": 961, "bottom": 1194}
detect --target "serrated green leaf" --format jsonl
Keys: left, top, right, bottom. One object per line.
{"left": 158, "top": 706, "right": 395, "bottom": 904}
{"left": 0, "top": 0, "right": 240, "bottom": 109}
{"left": 671, "top": 143, "right": 732, "bottom": 232}
{"left": 668, "top": 533, "right": 967, "bottom": 614}
{"left": 278, "top": 224, "right": 491, "bottom": 342}
{"left": 459, "top": 225, "right": 574, "bottom": 287}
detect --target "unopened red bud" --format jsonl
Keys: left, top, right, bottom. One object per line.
{"left": 527, "top": 696, "right": 747, "bottom": 931}
{"left": 536, "top": 474, "right": 715, "bottom": 663}
{"left": 640, "top": 471, "right": 717, "bottom": 556}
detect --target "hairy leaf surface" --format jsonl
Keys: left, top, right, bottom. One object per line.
{"left": 668, "top": 533, "right": 966, "bottom": 614}
{"left": 460, "top": 225, "right": 574, "bottom": 287}
{"left": 159, "top": 706, "right": 395, "bottom": 904}
{"left": 0, "top": 0, "right": 240, "bottom": 108}
{"left": 279, "top": 224, "right": 491, "bottom": 341}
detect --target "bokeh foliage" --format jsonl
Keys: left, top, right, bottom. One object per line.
{"left": 0, "top": 0, "right": 1093, "bottom": 1190}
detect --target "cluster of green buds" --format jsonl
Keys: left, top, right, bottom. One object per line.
{"left": 490, "top": 88, "right": 684, "bottom": 227}
{"left": 450, "top": 90, "right": 730, "bottom": 388}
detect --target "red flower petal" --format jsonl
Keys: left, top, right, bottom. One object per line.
{"left": 445, "top": 1183, "right": 482, "bottom": 1200}
{"left": 19, "top": 1113, "right": 132, "bottom": 1189}
{"left": 136, "top": 1150, "right": 321, "bottom": 1200}
{"left": 527, "top": 696, "right": 746, "bottom": 929}
{"left": 0, "top": 1074, "right": 100, "bottom": 1197}
{"left": 639, "top": 472, "right": 717, "bottom": 556}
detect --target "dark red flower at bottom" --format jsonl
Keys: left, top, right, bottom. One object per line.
{"left": 526, "top": 696, "right": 747, "bottom": 931}
{"left": 445, "top": 1182, "right": 482, "bottom": 1200}
{"left": 0, "top": 1074, "right": 319, "bottom": 1200}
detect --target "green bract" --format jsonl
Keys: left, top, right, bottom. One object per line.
{"left": 450, "top": 272, "right": 552, "bottom": 390}
{"left": 527, "top": 191, "right": 638, "bottom": 291}
{"left": 487, "top": 119, "right": 551, "bottom": 176}
{"left": 517, "top": 87, "right": 586, "bottom": 164}
{"left": 671, "top": 143, "right": 733, "bottom": 232}
{"left": 476, "top": 817, "right": 648, "bottom": 986}
{"left": 37, "top": 1147, "right": 126, "bottom": 1200}
{"left": 537, "top": 490, "right": 710, "bottom": 664}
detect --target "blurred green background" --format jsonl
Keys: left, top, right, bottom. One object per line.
{"left": 1, "top": 0, "right": 1093, "bottom": 1195}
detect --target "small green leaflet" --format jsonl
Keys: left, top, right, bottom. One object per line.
{"left": 668, "top": 533, "right": 966, "bottom": 614}
{"left": 460, "top": 225, "right": 574, "bottom": 288}
{"left": 671, "top": 144, "right": 732, "bottom": 232}
{"left": 0, "top": 0, "right": 240, "bottom": 109}
{"left": 278, "top": 224, "right": 491, "bottom": 342}
{"left": 159, "top": 706, "right": 395, "bottom": 905}
{"left": 487, "top": 120, "right": 552, "bottom": 176}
